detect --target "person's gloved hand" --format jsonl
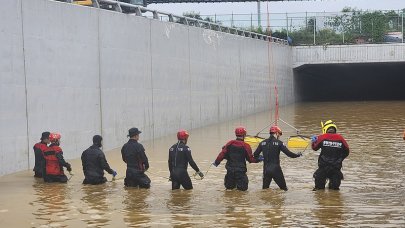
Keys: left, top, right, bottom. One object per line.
{"left": 67, "top": 166, "right": 72, "bottom": 172}
{"left": 297, "top": 152, "right": 303, "bottom": 157}
{"left": 212, "top": 161, "right": 219, "bottom": 167}
{"left": 197, "top": 171, "right": 204, "bottom": 178}
{"left": 112, "top": 170, "right": 117, "bottom": 177}
{"left": 258, "top": 155, "right": 264, "bottom": 162}
{"left": 311, "top": 135, "right": 318, "bottom": 143}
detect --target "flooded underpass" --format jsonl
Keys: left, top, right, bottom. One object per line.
{"left": 0, "top": 101, "right": 404, "bottom": 227}
{"left": 294, "top": 62, "right": 405, "bottom": 101}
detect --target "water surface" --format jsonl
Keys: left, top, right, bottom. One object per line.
{"left": 0, "top": 101, "right": 404, "bottom": 227}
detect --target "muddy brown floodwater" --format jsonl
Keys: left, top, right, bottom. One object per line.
{"left": 0, "top": 101, "right": 404, "bottom": 227}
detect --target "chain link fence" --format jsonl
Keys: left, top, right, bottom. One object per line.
{"left": 200, "top": 10, "right": 405, "bottom": 45}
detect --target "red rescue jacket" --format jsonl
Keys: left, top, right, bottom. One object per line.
{"left": 43, "top": 145, "right": 64, "bottom": 176}
{"left": 312, "top": 133, "right": 349, "bottom": 169}
{"left": 33, "top": 142, "right": 48, "bottom": 172}
{"left": 214, "top": 139, "right": 257, "bottom": 171}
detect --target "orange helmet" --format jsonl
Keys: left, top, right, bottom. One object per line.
{"left": 235, "top": 127, "right": 247, "bottom": 137}
{"left": 270, "top": 126, "right": 282, "bottom": 135}
{"left": 49, "top": 132, "right": 61, "bottom": 142}
{"left": 177, "top": 130, "right": 189, "bottom": 140}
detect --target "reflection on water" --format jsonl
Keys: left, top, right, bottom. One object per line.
{"left": 222, "top": 191, "right": 252, "bottom": 227}
{"left": 122, "top": 188, "right": 151, "bottom": 227}
{"left": 313, "top": 191, "right": 345, "bottom": 227}
{"left": 31, "top": 180, "right": 71, "bottom": 227}
{"left": 80, "top": 185, "right": 110, "bottom": 227}
{"left": 0, "top": 101, "right": 405, "bottom": 227}
{"left": 167, "top": 190, "right": 193, "bottom": 227}
{"left": 259, "top": 190, "right": 286, "bottom": 226}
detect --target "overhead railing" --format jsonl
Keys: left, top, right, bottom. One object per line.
{"left": 67, "top": 0, "right": 288, "bottom": 44}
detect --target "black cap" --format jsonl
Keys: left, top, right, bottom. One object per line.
{"left": 93, "top": 135, "right": 103, "bottom": 145}
{"left": 128, "top": 128, "right": 142, "bottom": 137}
{"left": 41, "top": 132, "right": 50, "bottom": 140}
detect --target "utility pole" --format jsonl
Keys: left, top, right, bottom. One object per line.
{"left": 402, "top": 9, "right": 405, "bottom": 43}
{"left": 313, "top": 17, "right": 316, "bottom": 45}
{"left": 257, "top": 0, "right": 261, "bottom": 28}
{"left": 306, "top": 11, "right": 308, "bottom": 29}
{"left": 251, "top": 13, "right": 253, "bottom": 29}
{"left": 286, "top": 13, "right": 289, "bottom": 37}
{"left": 231, "top": 12, "right": 234, "bottom": 27}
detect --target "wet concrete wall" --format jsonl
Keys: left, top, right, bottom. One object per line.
{"left": 0, "top": 0, "right": 27, "bottom": 173}
{"left": 293, "top": 44, "right": 405, "bottom": 68}
{"left": 0, "top": 0, "right": 292, "bottom": 175}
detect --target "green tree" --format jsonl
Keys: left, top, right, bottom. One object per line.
{"left": 360, "top": 11, "right": 387, "bottom": 42}
{"left": 179, "top": 11, "right": 222, "bottom": 29}
{"left": 271, "top": 29, "right": 288, "bottom": 39}
{"left": 183, "top": 11, "right": 203, "bottom": 20}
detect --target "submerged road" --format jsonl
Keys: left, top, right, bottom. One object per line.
{"left": 0, "top": 101, "right": 404, "bottom": 227}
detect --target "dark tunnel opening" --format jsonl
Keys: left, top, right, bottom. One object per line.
{"left": 293, "top": 62, "right": 405, "bottom": 101}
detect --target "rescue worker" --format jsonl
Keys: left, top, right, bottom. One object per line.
{"left": 43, "top": 133, "right": 72, "bottom": 183}
{"left": 311, "top": 120, "right": 349, "bottom": 191}
{"left": 253, "top": 126, "right": 302, "bottom": 191}
{"left": 81, "top": 135, "right": 117, "bottom": 185}
{"left": 33, "top": 132, "right": 50, "bottom": 178}
{"left": 168, "top": 130, "right": 204, "bottom": 190}
{"left": 121, "top": 128, "right": 151, "bottom": 188}
{"left": 213, "top": 127, "right": 258, "bottom": 191}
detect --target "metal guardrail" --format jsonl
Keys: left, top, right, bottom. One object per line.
{"left": 65, "top": 0, "right": 288, "bottom": 44}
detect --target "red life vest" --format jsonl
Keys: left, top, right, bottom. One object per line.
{"left": 43, "top": 145, "right": 64, "bottom": 175}
{"left": 33, "top": 142, "right": 48, "bottom": 153}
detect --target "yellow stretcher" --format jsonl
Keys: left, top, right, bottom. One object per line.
{"left": 246, "top": 134, "right": 311, "bottom": 150}
{"left": 287, "top": 135, "right": 311, "bottom": 149}
{"left": 244, "top": 135, "right": 265, "bottom": 150}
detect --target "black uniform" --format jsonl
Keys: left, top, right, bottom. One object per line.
{"left": 312, "top": 133, "right": 349, "bottom": 190}
{"left": 81, "top": 145, "right": 114, "bottom": 185}
{"left": 168, "top": 142, "right": 200, "bottom": 190}
{"left": 121, "top": 139, "right": 151, "bottom": 188}
{"left": 214, "top": 139, "right": 257, "bottom": 191}
{"left": 254, "top": 135, "right": 300, "bottom": 191}
{"left": 33, "top": 142, "right": 47, "bottom": 178}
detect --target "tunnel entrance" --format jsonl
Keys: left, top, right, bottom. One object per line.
{"left": 293, "top": 62, "right": 405, "bottom": 101}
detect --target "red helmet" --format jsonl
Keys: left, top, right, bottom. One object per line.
{"left": 49, "top": 132, "right": 61, "bottom": 142}
{"left": 177, "top": 130, "right": 189, "bottom": 140}
{"left": 235, "top": 127, "right": 247, "bottom": 137}
{"left": 270, "top": 126, "right": 282, "bottom": 135}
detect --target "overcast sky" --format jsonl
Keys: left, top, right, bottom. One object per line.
{"left": 147, "top": 0, "right": 405, "bottom": 15}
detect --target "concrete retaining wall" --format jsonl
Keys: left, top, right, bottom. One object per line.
{"left": 0, "top": 0, "right": 27, "bottom": 173}
{"left": 293, "top": 44, "right": 405, "bottom": 68}
{"left": 0, "top": 0, "right": 293, "bottom": 175}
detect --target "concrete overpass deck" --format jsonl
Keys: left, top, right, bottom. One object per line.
{"left": 293, "top": 44, "right": 405, "bottom": 68}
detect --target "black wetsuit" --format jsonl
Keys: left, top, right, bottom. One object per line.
{"left": 214, "top": 139, "right": 257, "bottom": 191}
{"left": 168, "top": 142, "right": 200, "bottom": 190}
{"left": 121, "top": 139, "right": 151, "bottom": 188}
{"left": 312, "top": 133, "right": 349, "bottom": 190}
{"left": 81, "top": 145, "right": 114, "bottom": 185}
{"left": 254, "top": 135, "right": 300, "bottom": 191}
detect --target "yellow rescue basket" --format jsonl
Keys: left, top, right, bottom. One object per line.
{"left": 244, "top": 135, "right": 265, "bottom": 150}
{"left": 287, "top": 135, "right": 311, "bottom": 149}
